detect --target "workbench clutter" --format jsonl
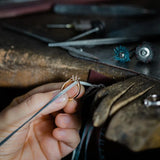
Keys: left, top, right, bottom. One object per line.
{"left": 2, "top": 1, "right": 160, "bottom": 81}
{"left": 0, "top": 1, "right": 160, "bottom": 160}
{"left": 113, "top": 42, "right": 154, "bottom": 63}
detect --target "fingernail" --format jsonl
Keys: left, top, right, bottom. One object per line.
{"left": 68, "top": 85, "right": 79, "bottom": 99}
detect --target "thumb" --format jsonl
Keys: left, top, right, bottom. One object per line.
{"left": 1, "top": 90, "right": 68, "bottom": 125}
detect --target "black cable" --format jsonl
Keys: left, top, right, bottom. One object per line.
{"left": 71, "top": 123, "right": 91, "bottom": 160}
{"left": 84, "top": 124, "right": 94, "bottom": 160}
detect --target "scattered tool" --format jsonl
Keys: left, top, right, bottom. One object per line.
{"left": 3, "top": 23, "right": 99, "bottom": 61}
{"left": 144, "top": 94, "right": 160, "bottom": 108}
{"left": 3, "top": 24, "right": 160, "bottom": 81}
{"left": 53, "top": 4, "right": 156, "bottom": 16}
{"left": 47, "top": 20, "right": 106, "bottom": 41}
{"left": 114, "top": 45, "right": 131, "bottom": 63}
{"left": 114, "top": 42, "right": 154, "bottom": 63}
{"left": 68, "top": 20, "right": 106, "bottom": 41}
{"left": 48, "top": 37, "right": 139, "bottom": 47}
{"left": 47, "top": 20, "right": 104, "bottom": 31}
{"left": 135, "top": 42, "right": 154, "bottom": 63}
{"left": 47, "top": 23, "right": 74, "bottom": 29}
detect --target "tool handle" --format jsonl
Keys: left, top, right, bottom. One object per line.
{"left": 73, "top": 20, "right": 92, "bottom": 31}
{"left": 91, "top": 20, "right": 106, "bottom": 36}
{"left": 73, "top": 20, "right": 106, "bottom": 34}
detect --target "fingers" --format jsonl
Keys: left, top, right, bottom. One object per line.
{"left": 1, "top": 91, "right": 68, "bottom": 125}
{"left": 9, "top": 82, "right": 84, "bottom": 108}
{"left": 63, "top": 85, "right": 85, "bottom": 114}
{"left": 67, "top": 84, "right": 85, "bottom": 100}
{"left": 9, "top": 82, "right": 64, "bottom": 107}
{"left": 12, "top": 82, "right": 84, "bottom": 106}
{"left": 52, "top": 128, "right": 80, "bottom": 157}
{"left": 1, "top": 82, "right": 85, "bottom": 126}
{"left": 55, "top": 113, "right": 81, "bottom": 130}
{"left": 63, "top": 100, "right": 78, "bottom": 113}
{"left": 53, "top": 113, "right": 81, "bottom": 157}
{"left": 26, "top": 82, "right": 64, "bottom": 96}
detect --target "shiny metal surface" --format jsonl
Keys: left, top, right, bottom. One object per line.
{"left": 138, "top": 47, "right": 150, "bottom": 58}
{"left": 48, "top": 37, "right": 139, "bottom": 47}
{"left": 84, "top": 44, "right": 160, "bottom": 81}
{"left": 144, "top": 94, "right": 160, "bottom": 107}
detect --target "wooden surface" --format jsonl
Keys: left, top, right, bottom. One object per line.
{"left": 0, "top": 13, "right": 136, "bottom": 88}
{"left": 0, "top": 12, "right": 160, "bottom": 153}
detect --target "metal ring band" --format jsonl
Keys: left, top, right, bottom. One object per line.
{"left": 61, "top": 78, "right": 81, "bottom": 100}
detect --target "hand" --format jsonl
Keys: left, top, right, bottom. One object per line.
{"left": 0, "top": 82, "right": 85, "bottom": 160}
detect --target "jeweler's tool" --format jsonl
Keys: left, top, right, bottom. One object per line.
{"left": 47, "top": 20, "right": 106, "bottom": 58}
{"left": 68, "top": 27, "right": 100, "bottom": 41}
{"left": 48, "top": 37, "right": 139, "bottom": 47}
{"left": 114, "top": 45, "right": 130, "bottom": 63}
{"left": 3, "top": 23, "right": 99, "bottom": 61}
{"left": 135, "top": 42, "right": 154, "bottom": 63}
{"left": 113, "top": 42, "right": 154, "bottom": 63}
{"left": 67, "top": 20, "right": 106, "bottom": 41}
{"left": 0, "top": 80, "right": 101, "bottom": 146}
{"left": 47, "top": 20, "right": 106, "bottom": 41}
{"left": 54, "top": 4, "right": 156, "bottom": 17}
{"left": 144, "top": 94, "right": 160, "bottom": 108}
{"left": 47, "top": 20, "right": 102, "bottom": 31}
{"left": 47, "top": 23, "right": 74, "bottom": 29}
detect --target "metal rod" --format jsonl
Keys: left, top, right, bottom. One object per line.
{"left": 48, "top": 37, "right": 139, "bottom": 47}
{"left": 47, "top": 24, "right": 73, "bottom": 29}
{"left": 68, "top": 27, "right": 100, "bottom": 41}
{"left": 64, "top": 47, "right": 99, "bottom": 60}
{"left": 54, "top": 4, "right": 156, "bottom": 16}
{"left": 80, "top": 81, "right": 102, "bottom": 87}
{"left": 3, "top": 23, "right": 99, "bottom": 61}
